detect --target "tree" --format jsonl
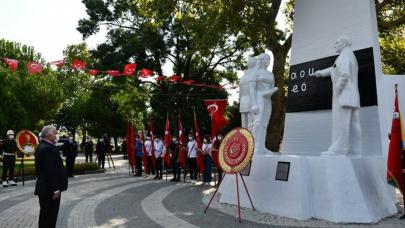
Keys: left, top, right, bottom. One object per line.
{"left": 0, "top": 39, "right": 64, "bottom": 135}
{"left": 78, "top": 0, "right": 405, "bottom": 152}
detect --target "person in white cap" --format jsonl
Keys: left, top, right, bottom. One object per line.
{"left": 2, "top": 130, "right": 18, "bottom": 187}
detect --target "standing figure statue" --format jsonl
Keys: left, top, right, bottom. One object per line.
{"left": 315, "top": 35, "right": 362, "bottom": 156}
{"left": 239, "top": 56, "right": 257, "bottom": 129}
{"left": 240, "top": 53, "right": 278, "bottom": 154}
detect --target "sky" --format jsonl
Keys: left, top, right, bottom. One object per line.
{"left": 0, "top": 0, "right": 287, "bottom": 104}
{"left": 0, "top": 0, "right": 106, "bottom": 61}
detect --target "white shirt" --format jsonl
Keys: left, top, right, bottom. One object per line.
{"left": 154, "top": 140, "right": 164, "bottom": 157}
{"left": 145, "top": 140, "right": 152, "bottom": 156}
{"left": 187, "top": 140, "right": 197, "bottom": 158}
{"left": 202, "top": 143, "right": 212, "bottom": 156}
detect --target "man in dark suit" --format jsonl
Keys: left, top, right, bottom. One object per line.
{"left": 35, "top": 125, "right": 68, "bottom": 228}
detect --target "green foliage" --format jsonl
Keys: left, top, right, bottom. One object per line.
{"left": 0, "top": 39, "right": 64, "bottom": 135}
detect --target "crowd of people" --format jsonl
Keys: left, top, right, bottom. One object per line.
{"left": 124, "top": 132, "right": 225, "bottom": 186}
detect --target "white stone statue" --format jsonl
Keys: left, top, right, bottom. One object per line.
{"left": 239, "top": 56, "right": 257, "bottom": 129}
{"left": 239, "top": 53, "right": 278, "bottom": 154}
{"left": 315, "top": 36, "right": 362, "bottom": 156}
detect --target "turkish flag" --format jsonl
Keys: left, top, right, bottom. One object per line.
{"left": 123, "top": 63, "right": 137, "bottom": 76}
{"left": 4, "top": 58, "right": 19, "bottom": 71}
{"left": 140, "top": 68, "right": 153, "bottom": 78}
{"left": 50, "top": 59, "right": 65, "bottom": 68}
{"left": 204, "top": 99, "right": 229, "bottom": 137}
{"left": 193, "top": 110, "right": 204, "bottom": 173}
{"left": 164, "top": 113, "right": 171, "bottom": 165}
{"left": 387, "top": 87, "right": 404, "bottom": 195}
{"left": 169, "top": 74, "right": 181, "bottom": 82}
{"left": 149, "top": 121, "right": 156, "bottom": 169}
{"left": 178, "top": 113, "right": 186, "bottom": 168}
{"left": 71, "top": 59, "right": 87, "bottom": 70}
{"left": 107, "top": 70, "right": 120, "bottom": 77}
{"left": 141, "top": 129, "right": 149, "bottom": 174}
{"left": 27, "top": 61, "right": 43, "bottom": 75}
{"left": 182, "top": 79, "right": 194, "bottom": 86}
{"left": 88, "top": 69, "right": 98, "bottom": 76}
{"left": 126, "top": 123, "right": 136, "bottom": 165}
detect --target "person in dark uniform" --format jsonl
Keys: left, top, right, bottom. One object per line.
{"left": 169, "top": 135, "right": 181, "bottom": 182}
{"left": 122, "top": 138, "right": 127, "bottom": 159}
{"left": 84, "top": 137, "right": 94, "bottom": 163}
{"left": 2, "top": 130, "right": 18, "bottom": 187}
{"left": 63, "top": 136, "right": 78, "bottom": 178}
{"left": 134, "top": 135, "right": 143, "bottom": 176}
{"left": 35, "top": 125, "right": 68, "bottom": 228}
{"left": 96, "top": 138, "right": 106, "bottom": 169}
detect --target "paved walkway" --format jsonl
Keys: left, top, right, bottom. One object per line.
{"left": 0, "top": 160, "right": 404, "bottom": 227}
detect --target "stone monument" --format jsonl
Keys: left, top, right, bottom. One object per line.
{"left": 315, "top": 36, "right": 362, "bottom": 156}
{"left": 219, "top": 0, "right": 405, "bottom": 223}
{"left": 239, "top": 53, "right": 278, "bottom": 154}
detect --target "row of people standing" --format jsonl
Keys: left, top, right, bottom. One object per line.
{"left": 126, "top": 132, "right": 224, "bottom": 185}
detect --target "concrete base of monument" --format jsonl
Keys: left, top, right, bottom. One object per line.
{"left": 218, "top": 154, "right": 398, "bottom": 223}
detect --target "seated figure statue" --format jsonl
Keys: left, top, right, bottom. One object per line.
{"left": 240, "top": 53, "right": 278, "bottom": 154}
{"left": 315, "top": 35, "right": 362, "bottom": 156}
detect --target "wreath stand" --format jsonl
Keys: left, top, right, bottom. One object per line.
{"left": 203, "top": 127, "right": 256, "bottom": 223}
{"left": 204, "top": 172, "right": 255, "bottom": 223}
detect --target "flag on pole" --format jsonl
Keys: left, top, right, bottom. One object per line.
{"left": 178, "top": 113, "right": 186, "bottom": 168}
{"left": 387, "top": 85, "right": 404, "bottom": 195}
{"left": 149, "top": 121, "right": 156, "bottom": 169}
{"left": 204, "top": 99, "right": 229, "bottom": 137}
{"left": 141, "top": 129, "right": 149, "bottom": 174}
{"left": 193, "top": 109, "right": 205, "bottom": 173}
{"left": 164, "top": 113, "right": 171, "bottom": 165}
{"left": 126, "top": 123, "right": 136, "bottom": 166}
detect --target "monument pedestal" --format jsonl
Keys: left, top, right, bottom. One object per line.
{"left": 218, "top": 154, "right": 398, "bottom": 223}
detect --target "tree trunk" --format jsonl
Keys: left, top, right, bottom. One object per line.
{"left": 266, "top": 51, "right": 288, "bottom": 152}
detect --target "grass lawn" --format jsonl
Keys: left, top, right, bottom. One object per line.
{"left": 0, "top": 158, "right": 100, "bottom": 177}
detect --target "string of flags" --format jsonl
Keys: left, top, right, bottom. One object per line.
{"left": 0, "top": 57, "right": 235, "bottom": 89}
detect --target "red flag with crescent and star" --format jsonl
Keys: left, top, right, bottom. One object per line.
{"left": 88, "top": 69, "right": 98, "bottom": 76}
{"left": 204, "top": 99, "right": 229, "bottom": 137}
{"left": 164, "top": 113, "right": 171, "bottom": 165}
{"left": 387, "top": 85, "right": 404, "bottom": 196}
{"left": 27, "top": 61, "right": 43, "bottom": 75}
{"left": 193, "top": 110, "right": 205, "bottom": 173}
{"left": 140, "top": 68, "right": 153, "bottom": 78}
{"left": 4, "top": 58, "right": 19, "bottom": 71}
{"left": 178, "top": 113, "right": 186, "bottom": 167}
{"left": 71, "top": 59, "right": 87, "bottom": 70}
{"left": 123, "top": 63, "right": 137, "bottom": 76}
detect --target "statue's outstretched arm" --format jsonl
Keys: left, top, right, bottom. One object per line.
{"left": 315, "top": 67, "right": 332, "bottom": 77}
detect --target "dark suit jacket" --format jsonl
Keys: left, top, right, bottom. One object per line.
{"left": 34, "top": 140, "right": 68, "bottom": 196}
